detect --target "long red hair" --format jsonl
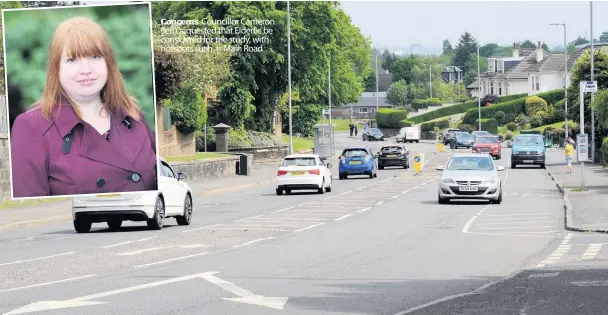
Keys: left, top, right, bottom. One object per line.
{"left": 35, "top": 16, "right": 141, "bottom": 121}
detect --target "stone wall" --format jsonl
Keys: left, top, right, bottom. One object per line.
{"left": 156, "top": 103, "right": 196, "bottom": 158}
{"left": 228, "top": 146, "right": 288, "bottom": 160}
{"left": 170, "top": 156, "right": 241, "bottom": 182}
{"left": 0, "top": 134, "right": 10, "bottom": 202}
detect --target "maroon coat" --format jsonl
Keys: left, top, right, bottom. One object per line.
{"left": 10, "top": 96, "right": 158, "bottom": 198}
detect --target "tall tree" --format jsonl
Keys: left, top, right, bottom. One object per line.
{"left": 599, "top": 31, "right": 608, "bottom": 43}
{"left": 479, "top": 43, "right": 499, "bottom": 58}
{"left": 520, "top": 40, "right": 536, "bottom": 49}
{"left": 442, "top": 39, "right": 453, "bottom": 55}
{"left": 574, "top": 36, "right": 590, "bottom": 46}
{"left": 452, "top": 32, "right": 477, "bottom": 73}
{"left": 386, "top": 80, "right": 409, "bottom": 107}
{"left": 381, "top": 49, "right": 398, "bottom": 72}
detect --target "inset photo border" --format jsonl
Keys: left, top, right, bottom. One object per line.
{"left": 2, "top": 2, "right": 160, "bottom": 199}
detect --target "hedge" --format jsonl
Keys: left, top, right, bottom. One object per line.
{"left": 399, "top": 119, "right": 414, "bottom": 127}
{"left": 462, "top": 89, "right": 565, "bottom": 125}
{"left": 420, "top": 119, "right": 450, "bottom": 132}
{"left": 412, "top": 98, "right": 442, "bottom": 110}
{"left": 376, "top": 108, "right": 408, "bottom": 128}
{"left": 409, "top": 93, "right": 527, "bottom": 124}
{"left": 475, "top": 118, "right": 498, "bottom": 134}
{"left": 601, "top": 137, "right": 608, "bottom": 166}
{"left": 520, "top": 130, "right": 542, "bottom": 135}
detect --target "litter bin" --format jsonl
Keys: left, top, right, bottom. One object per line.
{"left": 233, "top": 153, "right": 253, "bottom": 176}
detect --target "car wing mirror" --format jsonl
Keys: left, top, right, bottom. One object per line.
{"left": 177, "top": 172, "right": 186, "bottom": 180}
{"left": 436, "top": 165, "right": 444, "bottom": 171}
{"left": 496, "top": 166, "right": 505, "bottom": 171}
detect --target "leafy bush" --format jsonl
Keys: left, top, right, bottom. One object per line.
{"left": 482, "top": 94, "right": 499, "bottom": 106}
{"left": 514, "top": 114, "right": 529, "bottom": 129}
{"left": 421, "top": 119, "right": 450, "bottom": 132}
{"left": 280, "top": 104, "right": 322, "bottom": 137}
{"left": 195, "top": 127, "right": 216, "bottom": 152}
{"left": 461, "top": 89, "right": 565, "bottom": 125}
{"left": 409, "top": 93, "right": 527, "bottom": 123}
{"left": 475, "top": 118, "right": 498, "bottom": 134}
{"left": 505, "top": 131, "right": 513, "bottom": 140}
{"left": 601, "top": 137, "right": 608, "bottom": 166}
{"left": 494, "top": 110, "right": 506, "bottom": 124}
{"left": 162, "top": 89, "right": 206, "bottom": 134}
{"left": 525, "top": 96, "right": 548, "bottom": 116}
{"left": 458, "top": 124, "right": 475, "bottom": 133}
{"left": 376, "top": 108, "right": 408, "bottom": 128}
{"left": 506, "top": 122, "right": 518, "bottom": 131}
{"left": 530, "top": 115, "right": 544, "bottom": 128}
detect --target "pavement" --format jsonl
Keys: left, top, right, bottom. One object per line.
{"left": 1, "top": 133, "right": 606, "bottom": 315}
{"left": 545, "top": 147, "right": 608, "bottom": 232}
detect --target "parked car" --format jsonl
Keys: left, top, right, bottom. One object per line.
{"left": 275, "top": 154, "right": 333, "bottom": 195}
{"left": 377, "top": 144, "right": 410, "bottom": 169}
{"left": 436, "top": 153, "right": 504, "bottom": 204}
{"left": 472, "top": 135, "right": 502, "bottom": 159}
{"left": 71, "top": 157, "right": 193, "bottom": 233}
{"left": 396, "top": 126, "right": 421, "bottom": 143}
{"left": 362, "top": 128, "right": 385, "bottom": 141}
{"left": 510, "top": 134, "right": 546, "bottom": 169}
{"left": 442, "top": 128, "right": 461, "bottom": 145}
{"left": 452, "top": 132, "right": 475, "bottom": 148}
{"left": 338, "top": 146, "right": 378, "bottom": 179}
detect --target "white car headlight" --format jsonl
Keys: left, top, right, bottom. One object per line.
{"left": 441, "top": 177, "right": 454, "bottom": 184}
{"left": 484, "top": 177, "right": 497, "bottom": 184}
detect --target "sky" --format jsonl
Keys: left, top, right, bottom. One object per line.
{"left": 339, "top": 1, "right": 608, "bottom": 50}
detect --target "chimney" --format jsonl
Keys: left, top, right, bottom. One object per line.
{"left": 536, "top": 41, "right": 544, "bottom": 62}
{"left": 512, "top": 43, "right": 519, "bottom": 57}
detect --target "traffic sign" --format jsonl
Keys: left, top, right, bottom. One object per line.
{"left": 582, "top": 81, "right": 597, "bottom": 93}
{"left": 413, "top": 153, "right": 424, "bottom": 174}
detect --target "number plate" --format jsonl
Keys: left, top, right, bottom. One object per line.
{"left": 523, "top": 160, "right": 534, "bottom": 163}
{"left": 290, "top": 171, "right": 306, "bottom": 176}
{"left": 96, "top": 193, "right": 121, "bottom": 197}
{"left": 387, "top": 154, "right": 397, "bottom": 158}
{"left": 459, "top": 187, "right": 478, "bottom": 192}
{"left": 349, "top": 161, "right": 362, "bottom": 164}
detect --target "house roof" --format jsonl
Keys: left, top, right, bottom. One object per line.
{"left": 476, "top": 47, "right": 551, "bottom": 81}
{"left": 561, "top": 42, "right": 608, "bottom": 71}
{"left": 524, "top": 54, "right": 565, "bottom": 73}
{"left": 347, "top": 93, "right": 393, "bottom": 107}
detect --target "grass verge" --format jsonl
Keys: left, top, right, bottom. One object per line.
{"left": 165, "top": 152, "right": 233, "bottom": 162}
{"left": 0, "top": 197, "right": 69, "bottom": 210}
{"left": 282, "top": 135, "right": 313, "bottom": 152}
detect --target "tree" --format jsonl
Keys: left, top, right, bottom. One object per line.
{"left": 479, "top": 43, "right": 499, "bottom": 57}
{"left": 20, "top": 1, "right": 80, "bottom": 7}
{"left": 381, "top": 49, "right": 398, "bottom": 72}
{"left": 520, "top": 40, "right": 536, "bottom": 49}
{"left": 0, "top": 1, "right": 23, "bottom": 93}
{"left": 452, "top": 32, "right": 477, "bottom": 73}
{"left": 386, "top": 80, "right": 409, "bottom": 107}
{"left": 574, "top": 36, "right": 590, "bottom": 46}
{"left": 442, "top": 39, "right": 453, "bottom": 55}
{"left": 600, "top": 32, "right": 608, "bottom": 43}
{"left": 391, "top": 57, "right": 416, "bottom": 84}
{"left": 363, "top": 70, "right": 376, "bottom": 92}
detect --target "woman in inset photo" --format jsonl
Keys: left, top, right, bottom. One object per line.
{"left": 9, "top": 16, "right": 158, "bottom": 198}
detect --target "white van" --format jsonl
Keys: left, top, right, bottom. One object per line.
{"left": 397, "top": 126, "right": 421, "bottom": 143}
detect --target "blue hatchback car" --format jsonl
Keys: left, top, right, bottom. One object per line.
{"left": 338, "top": 146, "right": 378, "bottom": 179}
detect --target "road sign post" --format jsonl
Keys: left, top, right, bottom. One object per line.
{"left": 578, "top": 81, "right": 596, "bottom": 190}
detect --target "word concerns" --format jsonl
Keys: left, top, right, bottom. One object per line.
{"left": 159, "top": 18, "right": 274, "bottom": 53}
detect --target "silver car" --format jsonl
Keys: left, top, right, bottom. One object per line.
{"left": 435, "top": 153, "right": 504, "bottom": 204}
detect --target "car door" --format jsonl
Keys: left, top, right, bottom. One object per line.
{"left": 159, "top": 161, "right": 187, "bottom": 215}
{"left": 367, "top": 148, "right": 377, "bottom": 169}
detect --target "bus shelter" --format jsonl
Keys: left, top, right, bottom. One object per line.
{"left": 313, "top": 124, "right": 335, "bottom": 160}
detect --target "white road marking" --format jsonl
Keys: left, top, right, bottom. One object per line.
{"left": 180, "top": 244, "right": 207, "bottom": 249}
{"left": 179, "top": 224, "right": 224, "bottom": 234}
{"left": 537, "top": 241, "right": 571, "bottom": 267}
{"left": 580, "top": 244, "right": 602, "bottom": 260}
{"left": 235, "top": 215, "right": 264, "bottom": 222}
{"left": 0, "top": 252, "right": 75, "bottom": 267}
{"left": 357, "top": 207, "right": 372, "bottom": 213}
{"left": 527, "top": 272, "right": 559, "bottom": 278}
{"left": 390, "top": 195, "right": 400, "bottom": 199}
{"left": 294, "top": 223, "right": 325, "bottom": 232}
{"left": 462, "top": 215, "right": 479, "bottom": 233}
{"left": 208, "top": 227, "right": 291, "bottom": 232}
{"left": 273, "top": 207, "right": 293, "bottom": 214}
{"left": 0, "top": 275, "right": 96, "bottom": 293}
{"left": 482, "top": 217, "right": 550, "bottom": 221}
{"left": 476, "top": 226, "right": 557, "bottom": 230}
{"left": 412, "top": 185, "right": 420, "bottom": 189}
{"left": 476, "top": 221, "right": 554, "bottom": 226}
{"left": 324, "top": 196, "right": 334, "bottom": 200}
{"left": 572, "top": 280, "right": 608, "bottom": 287}
{"left": 485, "top": 213, "right": 554, "bottom": 217}
{"left": 376, "top": 201, "right": 384, "bottom": 205}
{"left": 503, "top": 170, "right": 509, "bottom": 186}
{"left": 134, "top": 252, "right": 210, "bottom": 268}
{"left": 335, "top": 214, "right": 354, "bottom": 221}
{"left": 561, "top": 233, "right": 573, "bottom": 245}
{"left": 341, "top": 191, "right": 352, "bottom": 195}
{"left": 229, "top": 223, "right": 310, "bottom": 227}
{"left": 199, "top": 272, "right": 288, "bottom": 309}
{"left": 232, "top": 237, "right": 275, "bottom": 248}
{"left": 117, "top": 247, "right": 166, "bottom": 256}
{"left": 380, "top": 178, "right": 392, "bottom": 183}
{"left": 401, "top": 189, "right": 411, "bottom": 195}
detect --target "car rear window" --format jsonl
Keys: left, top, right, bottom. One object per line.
{"left": 282, "top": 157, "right": 317, "bottom": 166}
{"left": 343, "top": 149, "right": 369, "bottom": 157}
{"left": 381, "top": 146, "right": 402, "bottom": 152}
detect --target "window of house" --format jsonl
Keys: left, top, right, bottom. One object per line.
{"left": 371, "top": 108, "right": 376, "bottom": 114}
{"left": 497, "top": 60, "right": 504, "bottom": 73}
{"left": 498, "top": 83, "right": 502, "bottom": 96}
{"left": 488, "top": 58, "right": 495, "bottom": 73}
{"left": 490, "top": 82, "right": 494, "bottom": 95}
{"left": 359, "top": 107, "right": 368, "bottom": 113}
{"left": 535, "top": 76, "right": 540, "bottom": 91}
{"left": 531, "top": 76, "right": 535, "bottom": 91}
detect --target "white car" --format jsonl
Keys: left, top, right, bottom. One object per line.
{"left": 435, "top": 153, "right": 504, "bottom": 204}
{"left": 71, "top": 158, "right": 193, "bottom": 233}
{"left": 276, "top": 154, "right": 333, "bottom": 195}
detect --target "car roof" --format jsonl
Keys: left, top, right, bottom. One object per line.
{"left": 284, "top": 154, "right": 318, "bottom": 159}
{"left": 450, "top": 153, "right": 493, "bottom": 158}
{"left": 381, "top": 144, "right": 403, "bottom": 147}
{"left": 343, "top": 146, "right": 369, "bottom": 150}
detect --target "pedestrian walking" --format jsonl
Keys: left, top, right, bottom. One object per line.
{"left": 349, "top": 124, "right": 354, "bottom": 137}
{"left": 354, "top": 125, "right": 358, "bottom": 137}
{"left": 449, "top": 136, "right": 456, "bottom": 150}
{"left": 565, "top": 137, "right": 574, "bottom": 174}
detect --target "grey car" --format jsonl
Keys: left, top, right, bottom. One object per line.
{"left": 435, "top": 153, "right": 504, "bottom": 204}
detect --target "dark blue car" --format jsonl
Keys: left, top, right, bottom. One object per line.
{"left": 338, "top": 146, "right": 378, "bottom": 179}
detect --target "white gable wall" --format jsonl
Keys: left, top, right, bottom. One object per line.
{"left": 528, "top": 72, "right": 567, "bottom": 96}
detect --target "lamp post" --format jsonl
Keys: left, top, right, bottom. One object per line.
{"left": 590, "top": 1, "right": 595, "bottom": 162}
{"left": 287, "top": 0, "right": 293, "bottom": 155}
{"left": 376, "top": 52, "right": 379, "bottom": 112}
{"left": 550, "top": 22, "right": 569, "bottom": 140}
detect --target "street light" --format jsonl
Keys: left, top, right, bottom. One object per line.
{"left": 463, "top": 40, "right": 482, "bottom": 131}
{"left": 549, "top": 22, "right": 569, "bottom": 139}
{"left": 590, "top": 1, "right": 596, "bottom": 162}
{"left": 287, "top": 0, "right": 293, "bottom": 155}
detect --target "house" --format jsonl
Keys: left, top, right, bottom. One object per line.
{"left": 441, "top": 66, "right": 463, "bottom": 84}
{"left": 526, "top": 42, "right": 608, "bottom": 96}
{"left": 466, "top": 43, "right": 546, "bottom": 98}
{"left": 331, "top": 92, "right": 395, "bottom": 119}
